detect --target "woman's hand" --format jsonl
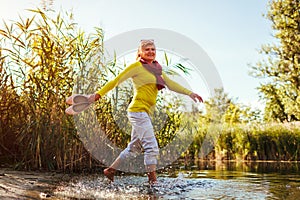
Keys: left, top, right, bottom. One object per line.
{"left": 189, "top": 93, "right": 203, "bottom": 103}
{"left": 88, "top": 93, "right": 101, "bottom": 103}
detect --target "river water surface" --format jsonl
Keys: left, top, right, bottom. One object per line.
{"left": 53, "top": 161, "right": 300, "bottom": 200}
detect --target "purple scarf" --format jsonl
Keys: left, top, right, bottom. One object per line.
{"left": 139, "top": 58, "right": 165, "bottom": 90}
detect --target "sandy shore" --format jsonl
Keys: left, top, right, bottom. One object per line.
{"left": 0, "top": 168, "right": 71, "bottom": 200}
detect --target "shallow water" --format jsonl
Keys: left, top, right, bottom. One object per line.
{"left": 53, "top": 161, "right": 300, "bottom": 200}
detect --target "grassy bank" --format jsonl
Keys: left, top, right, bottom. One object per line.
{"left": 188, "top": 122, "right": 300, "bottom": 162}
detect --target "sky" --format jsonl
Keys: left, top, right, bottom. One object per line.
{"left": 0, "top": 0, "right": 275, "bottom": 110}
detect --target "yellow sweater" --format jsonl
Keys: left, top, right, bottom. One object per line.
{"left": 97, "top": 61, "right": 192, "bottom": 114}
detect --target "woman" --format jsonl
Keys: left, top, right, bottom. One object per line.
{"left": 88, "top": 39, "right": 203, "bottom": 184}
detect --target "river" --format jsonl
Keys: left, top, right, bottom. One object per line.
{"left": 1, "top": 161, "right": 299, "bottom": 199}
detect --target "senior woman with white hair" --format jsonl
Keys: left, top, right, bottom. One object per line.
{"left": 87, "top": 39, "right": 203, "bottom": 184}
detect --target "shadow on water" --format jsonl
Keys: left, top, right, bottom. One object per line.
{"left": 53, "top": 161, "right": 300, "bottom": 200}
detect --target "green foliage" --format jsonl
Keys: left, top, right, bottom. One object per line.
{"left": 204, "top": 88, "right": 232, "bottom": 123}
{"left": 189, "top": 122, "right": 300, "bottom": 161}
{"left": 250, "top": 0, "right": 300, "bottom": 122}
{"left": 204, "top": 88, "right": 262, "bottom": 125}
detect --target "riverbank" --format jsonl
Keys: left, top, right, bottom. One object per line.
{"left": 0, "top": 168, "right": 72, "bottom": 199}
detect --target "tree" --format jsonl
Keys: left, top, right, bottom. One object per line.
{"left": 250, "top": 0, "right": 300, "bottom": 122}
{"left": 204, "top": 88, "right": 232, "bottom": 123}
{"left": 223, "top": 103, "right": 262, "bottom": 125}
{"left": 205, "top": 88, "right": 262, "bottom": 125}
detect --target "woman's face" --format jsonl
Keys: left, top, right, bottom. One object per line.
{"left": 139, "top": 44, "right": 156, "bottom": 63}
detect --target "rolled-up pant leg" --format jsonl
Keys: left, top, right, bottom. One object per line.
{"left": 119, "top": 112, "right": 159, "bottom": 166}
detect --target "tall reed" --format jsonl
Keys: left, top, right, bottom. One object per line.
{"left": 0, "top": 49, "right": 24, "bottom": 164}
{"left": 190, "top": 122, "right": 300, "bottom": 161}
{"left": 0, "top": 8, "right": 104, "bottom": 171}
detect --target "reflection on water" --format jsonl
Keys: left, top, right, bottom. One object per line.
{"left": 54, "top": 161, "right": 300, "bottom": 199}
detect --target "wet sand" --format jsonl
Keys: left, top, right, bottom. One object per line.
{"left": 0, "top": 168, "right": 71, "bottom": 199}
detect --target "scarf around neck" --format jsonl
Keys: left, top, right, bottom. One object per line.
{"left": 139, "top": 58, "right": 165, "bottom": 90}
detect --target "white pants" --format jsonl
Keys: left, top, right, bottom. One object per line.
{"left": 119, "top": 112, "right": 159, "bottom": 166}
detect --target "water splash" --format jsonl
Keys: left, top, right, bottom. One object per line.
{"left": 54, "top": 173, "right": 213, "bottom": 199}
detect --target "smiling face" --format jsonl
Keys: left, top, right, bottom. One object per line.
{"left": 140, "top": 44, "right": 156, "bottom": 63}
{"left": 137, "top": 40, "right": 156, "bottom": 63}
